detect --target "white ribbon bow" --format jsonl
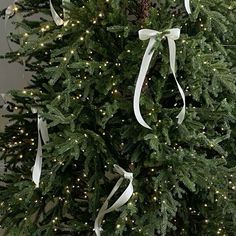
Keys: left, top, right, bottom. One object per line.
{"left": 133, "top": 28, "right": 186, "bottom": 129}
{"left": 49, "top": 0, "right": 69, "bottom": 26}
{"left": 5, "top": 4, "right": 16, "bottom": 18}
{"left": 5, "top": 0, "right": 18, "bottom": 27}
{"left": 94, "top": 165, "right": 134, "bottom": 236}
{"left": 31, "top": 108, "right": 49, "bottom": 188}
{"left": 184, "top": 0, "right": 191, "bottom": 14}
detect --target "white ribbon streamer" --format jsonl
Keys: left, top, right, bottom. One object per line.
{"left": 0, "top": 94, "right": 8, "bottom": 110}
{"left": 31, "top": 108, "right": 49, "bottom": 188}
{"left": 0, "top": 93, "right": 13, "bottom": 110}
{"left": 94, "top": 165, "right": 134, "bottom": 236}
{"left": 134, "top": 28, "right": 186, "bottom": 129}
{"left": 49, "top": 0, "right": 69, "bottom": 26}
{"left": 184, "top": 0, "right": 191, "bottom": 14}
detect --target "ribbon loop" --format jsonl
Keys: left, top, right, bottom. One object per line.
{"left": 133, "top": 28, "right": 186, "bottom": 129}
{"left": 31, "top": 109, "right": 49, "bottom": 188}
{"left": 94, "top": 165, "right": 134, "bottom": 236}
{"left": 139, "top": 29, "right": 160, "bottom": 40}
{"left": 166, "top": 28, "right": 181, "bottom": 40}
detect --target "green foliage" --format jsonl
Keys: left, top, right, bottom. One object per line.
{"left": 0, "top": 0, "right": 236, "bottom": 235}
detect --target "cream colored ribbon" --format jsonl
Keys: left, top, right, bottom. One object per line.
{"left": 94, "top": 165, "right": 134, "bottom": 236}
{"left": 49, "top": 0, "right": 69, "bottom": 26}
{"left": 31, "top": 108, "right": 49, "bottom": 188}
{"left": 5, "top": 0, "right": 18, "bottom": 21}
{"left": 134, "top": 28, "right": 186, "bottom": 129}
{"left": 185, "top": 0, "right": 191, "bottom": 14}
{"left": 0, "top": 94, "right": 10, "bottom": 110}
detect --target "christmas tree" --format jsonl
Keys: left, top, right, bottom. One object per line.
{"left": 0, "top": 0, "right": 236, "bottom": 235}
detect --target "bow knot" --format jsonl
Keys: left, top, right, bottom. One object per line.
{"left": 114, "top": 164, "right": 133, "bottom": 180}
{"left": 124, "top": 172, "right": 133, "bottom": 180}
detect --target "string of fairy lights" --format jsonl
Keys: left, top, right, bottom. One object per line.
{"left": 1, "top": 95, "right": 235, "bottom": 234}
{"left": 1, "top": 92, "right": 235, "bottom": 234}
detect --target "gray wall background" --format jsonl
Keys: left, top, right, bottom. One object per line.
{"left": 0, "top": 0, "right": 31, "bottom": 131}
